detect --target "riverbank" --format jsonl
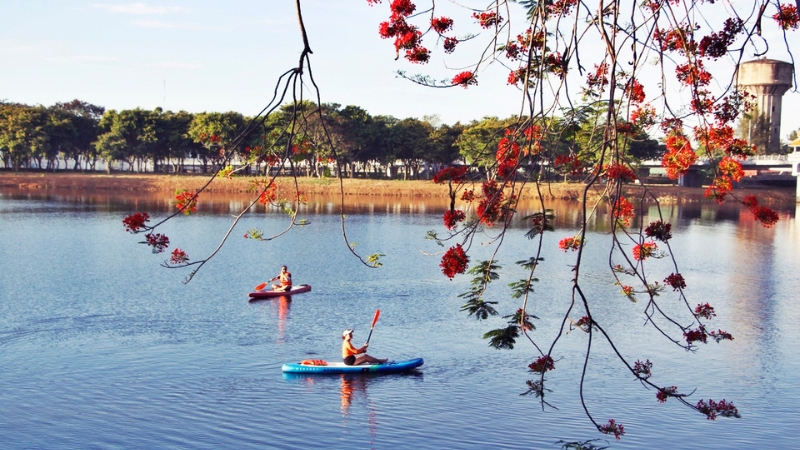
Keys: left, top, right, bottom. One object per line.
{"left": 1, "top": 171, "right": 796, "bottom": 205}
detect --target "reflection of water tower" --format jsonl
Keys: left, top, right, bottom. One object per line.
{"left": 736, "top": 59, "right": 794, "bottom": 154}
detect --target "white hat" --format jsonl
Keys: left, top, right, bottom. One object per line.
{"left": 342, "top": 329, "right": 354, "bottom": 338}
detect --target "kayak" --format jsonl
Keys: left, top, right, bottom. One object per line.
{"left": 282, "top": 358, "right": 424, "bottom": 374}
{"left": 249, "top": 284, "right": 311, "bottom": 299}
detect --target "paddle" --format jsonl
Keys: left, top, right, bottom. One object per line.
{"left": 365, "top": 309, "right": 381, "bottom": 345}
{"left": 254, "top": 282, "right": 267, "bottom": 291}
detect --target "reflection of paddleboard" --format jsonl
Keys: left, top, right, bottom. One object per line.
{"left": 282, "top": 358, "right": 424, "bottom": 374}
{"left": 248, "top": 284, "right": 311, "bottom": 299}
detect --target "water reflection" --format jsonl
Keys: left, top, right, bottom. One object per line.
{"left": 248, "top": 295, "right": 292, "bottom": 343}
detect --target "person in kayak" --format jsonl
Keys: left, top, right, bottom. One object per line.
{"left": 342, "top": 329, "right": 387, "bottom": 365}
{"left": 270, "top": 265, "right": 292, "bottom": 292}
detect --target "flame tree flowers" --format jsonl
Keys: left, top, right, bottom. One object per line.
{"left": 361, "top": 0, "right": 781, "bottom": 439}
{"left": 117, "top": 0, "right": 795, "bottom": 441}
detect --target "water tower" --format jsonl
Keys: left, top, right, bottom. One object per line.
{"left": 736, "top": 59, "right": 794, "bottom": 154}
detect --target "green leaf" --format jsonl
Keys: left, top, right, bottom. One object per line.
{"left": 483, "top": 325, "right": 520, "bottom": 349}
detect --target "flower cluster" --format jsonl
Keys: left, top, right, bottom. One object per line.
{"left": 698, "top": 18, "right": 744, "bottom": 59}
{"left": 598, "top": 419, "right": 625, "bottom": 440}
{"left": 773, "top": 3, "right": 800, "bottom": 30}
{"left": 708, "top": 329, "right": 734, "bottom": 342}
{"left": 694, "top": 303, "right": 716, "bottom": 319}
{"left": 632, "top": 241, "right": 658, "bottom": 261}
{"left": 123, "top": 212, "right": 150, "bottom": 233}
{"left": 684, "top": 326, "right": 707, "bottom": 344}
{"left": 473, "top": 11, "right": 502, "bottom": 28}
{"left": 620, "top": 285, "right": 634, "bottom": 298}
{"left": 657, "top": 386, "right": 678, "bottom": 403}
{"left": 574, "top": 315, "right": 592, "bottom": 332}
{"left": 558, "top": 236, "right": 581, "bottom": 252}
{"left": 476, "top": 180, "right": 511, "bottom": 226}
{"left": 633, "top": 359, "right": 653, "bottom": 379}
{"left": 662, "top": 133, "right": 697, "bottom": 179}
{"left": 169, "top": 248, "right": 189, "bottom": 265}
{"left": 528, "top": 355, "right": 555, "bottom": 374}
{"left": 373, "top": 0, "right": 437, "bottom": 64}
{"left": 741, "top": 195, "right": 780, "bottom": 228}
{"left": 613, "top": 196, "right": 635, "bottom": 227}
{"left": 696, "top": 399, "right": 740, "bottom": 420}
{"left": 605, "top": 163, "right": 638, "bottom": 182}
{"left": 440, "top": 244, "right": 469, "bottom": 279}
{"left": 443, "top": 209, "right": 466, "bottom": 230}
{"left": 145, "top": 233, "right": 170, "bottom": 253}
{"left": 432, "top": 165, "right": 468, "bottom": 184}
{"left": 175, "top": 189, "right": 198, "bottom": 215}
{"left": 645, "top": 220, "right": 672, "bottom": 242}
{"left": 664, "top": 273, "right": 686, "bottom": 291}
{"left": 553, "top": 154, "right": 582, "bottom": 175}
{"left": 452, "top": 71, "right": 477, "bottom": 88}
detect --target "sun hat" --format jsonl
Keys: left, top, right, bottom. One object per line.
{"left": 342, "top": 329, "right": 354, "bottom": 338}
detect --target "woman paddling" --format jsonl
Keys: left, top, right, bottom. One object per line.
{"left": 341, "top": 329, "right": 387, "bottom": 365}
{"left": 270, "top": 265, "right": 292, "bottom": 292}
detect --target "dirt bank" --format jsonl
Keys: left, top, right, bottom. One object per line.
{"left": 1, "top": 171, "right": 796, "bottom": 205}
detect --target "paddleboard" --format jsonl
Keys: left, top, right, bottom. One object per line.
{"left": 282, "top": 358, "right": 424, "bottom": 374}
{"left": 249, "top": 284, "right": 311, "bottom": 299}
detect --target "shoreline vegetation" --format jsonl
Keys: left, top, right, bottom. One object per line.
{"left": 1, "top": 171, "right": 797, "bottom": 206}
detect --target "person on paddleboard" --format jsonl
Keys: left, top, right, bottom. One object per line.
{"left": 342, "top": 329, "right": 387, "bottom": 365}
{"left": 270, "top": 265, "right": 292, "bottom": 292}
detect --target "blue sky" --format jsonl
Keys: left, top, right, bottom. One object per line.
{"left": 2, "top": 1, "right": 800, "bottom": 139}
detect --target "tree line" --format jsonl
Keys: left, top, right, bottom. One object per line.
{"left": 2, "top": 98, "right": 669, "bottom": 179}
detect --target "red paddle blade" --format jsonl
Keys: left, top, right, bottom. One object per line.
{"left": 255, "top": 282, "right": 267, "bottom": 290}
{"left": 371, "top": 309, "right": 381, "bottom": 328}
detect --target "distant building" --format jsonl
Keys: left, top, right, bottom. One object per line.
{"left": 736, "top": 59, "right": 794, "bottom": 154}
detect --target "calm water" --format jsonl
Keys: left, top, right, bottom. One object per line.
{"left": 0, "top": 190, "right": 798, "bottom": 449}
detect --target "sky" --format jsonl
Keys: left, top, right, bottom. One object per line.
{"left": 2, "top": 0, "right": 800, "bottom": 140}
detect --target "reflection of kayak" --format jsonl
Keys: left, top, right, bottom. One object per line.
{"left": 282, "top": 358, "right": 424, "bottom": 374}
{"left": 249, "top": 284, "right": 312, "bottom": 299}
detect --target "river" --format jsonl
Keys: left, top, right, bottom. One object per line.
{"left": 0, "top": 190, "right": 798, "bottom": 449}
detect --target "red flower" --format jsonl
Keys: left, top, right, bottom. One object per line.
{"left": 169, "top": 248, "right": 189, "bottom": 265}
{"left": 405, "top": 46, "right": 430, "bottom": 64}
{"left": 440, "top": 244, "right": 469, "bottom": 279}
{"left": 145, "top": 233, "right": 170, "bottom": 253}
{"left": 123, "top": 212, "right": 150, "bottom": 233}
{"left": 431, "top": 16, "right": 453, "bottom": 34}
{"left": 773, "top": 3, "right": 800, "bottom": 30}
{"left": 664, "top": 273, "right": 686, "bottom": 291}
{"left": 633, "top": 359, "right": 653, "bottom": 379}
{"left": 632, "top": 241, "right": 658, "bottom": 261}
{"left": 684, "top": 326, "right": 708, "bottom": 344}
{"left": 742, "top": 195, "right": 759, "bottom": 208}
{"left": 657, "top": 386, "right": 678, "bottom": 403}
{"left": 626, "top": 78, "right": 646, "bottom": 103}
{"left": 528, "top": 355, "right": 555, "bottom": 373}
{"left": 558, "top": 236, "right": 581, "bottom": 252}
{"left": 452, "top": 71, "right": 477, "bottom": 88}
{"left": 696, "top": 399, "right": 739, "bottom": 420}
{"left": 613, "top": 196, "right": 635, "bottom": 227}
{"left": 645, "top": 220, "right": 672, "bottom": 242}
{"left": 473, "top": 11, "right": 502, "bottom": 28}
{"left": 389, "top": 0, "right": 415, "bottom": 17}
{"left": 752, "top": 206, "right": 779, "bottom": 228}
{"left": 694, "top": 303, "right": 716, "bottom": 319}
{"left": 432, "top": 165, "right": 468, "bottom": 184}
{"left": 175, "top": 189, "right": 198, "bottom": 215}
{"left": 598, "top": 419, "right": 625, "bottom": 440}
{"left": 443, "top": 209, "right": 466, "bottom": 230}
{"left": 443, "top": 36, "right": 458, "bottom": 53}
